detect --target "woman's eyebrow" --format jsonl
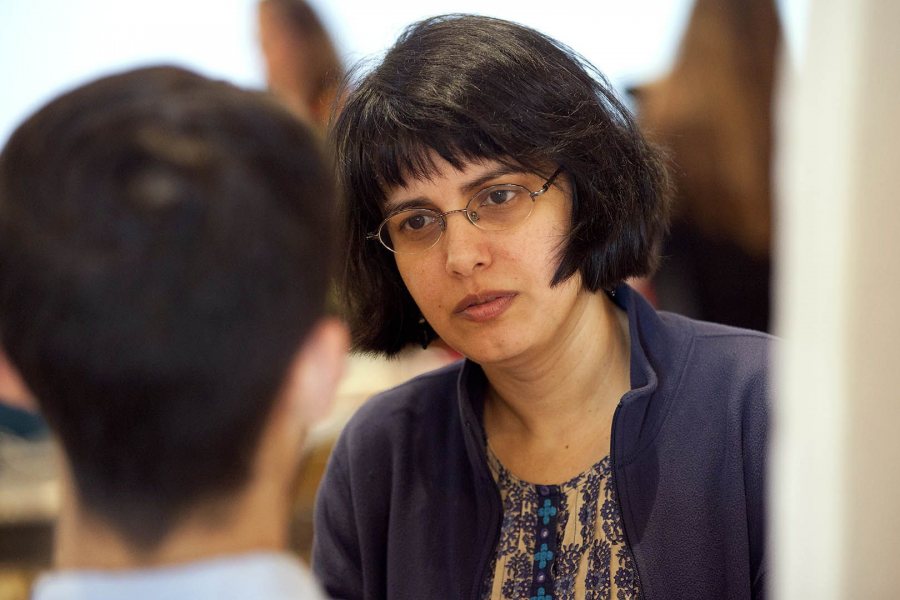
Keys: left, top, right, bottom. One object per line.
{"left": 383, "top": 197, "right": 432, "bottom": 214}
{"left": 459, "top": 165, "right": 523, "bottom": 194}
{"left": 382, "top": 165, "right": 525, "bottom": 213}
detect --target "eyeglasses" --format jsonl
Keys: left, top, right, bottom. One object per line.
{"left": 368, "top": 167, "right": 563, "bottom": 254}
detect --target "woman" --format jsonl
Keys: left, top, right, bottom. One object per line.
{"left": 314, "top": 14, "right": 770, "bottom": 600}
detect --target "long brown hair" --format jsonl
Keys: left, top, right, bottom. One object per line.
{"left": 635, "top": 0, "right": 781, "bottom": 257}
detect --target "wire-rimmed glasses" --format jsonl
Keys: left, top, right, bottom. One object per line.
{"left": 367, "top": 167, "right": 563, "bottom": 254}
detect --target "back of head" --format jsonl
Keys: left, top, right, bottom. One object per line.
{"left": 0, "top": 66, "right": 337, "bottom": 548}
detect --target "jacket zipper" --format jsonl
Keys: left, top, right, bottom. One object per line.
{"left": 467, "top": 419, "right": 503, "bottom": 600}
{"left": 610, "top": 398, "right": 647, "bottom": 598}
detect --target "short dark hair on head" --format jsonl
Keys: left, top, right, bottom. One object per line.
{"left": 0, "top": 66, "right": 337, "bottom": 548}
{"left": 332, "top": 14, "right": 672, "bottom": 355}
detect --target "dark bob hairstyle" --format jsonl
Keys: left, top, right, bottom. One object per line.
{"left": 332, "top": 14, "right": 671, "bottom": 355}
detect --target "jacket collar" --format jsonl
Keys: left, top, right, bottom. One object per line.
{"left": 610, "top": 283, "right": 692, "bottom": 465}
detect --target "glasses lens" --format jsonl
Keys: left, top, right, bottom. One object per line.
{"left": 383, "top": 209, "right": 443, "bottom": 253}
{"left": 468, "top": 184, "right": 534, "bottom": 231}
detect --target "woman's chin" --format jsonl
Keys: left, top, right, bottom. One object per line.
{"left": 447, "top": 337, "right": 527, "bottom": 368}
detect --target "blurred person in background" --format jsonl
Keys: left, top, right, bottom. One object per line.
{"left": 0, "top": 349, "right": 45, "bottom": 439}
{"left": 314, "top": 14, "right": 772, "bottom": 600}
{"left": 632, "top": 0, "right": 781, "bottom": 332}
{"left": 0, "top": 65, "right": 347, "bottom": 599}
{"left": 258, "top": 0, "right": 345, "bottom": 132}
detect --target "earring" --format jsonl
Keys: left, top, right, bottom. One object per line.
{"left": 418, "top": 317, "right": 431, "bottom": 350}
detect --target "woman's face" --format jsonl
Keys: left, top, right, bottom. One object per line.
{"left": 384, "top": 155, "right": 585, "bottom": 367}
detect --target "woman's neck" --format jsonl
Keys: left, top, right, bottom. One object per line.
{"left": 481, "top": 290, "right": 630, "bottom": 483}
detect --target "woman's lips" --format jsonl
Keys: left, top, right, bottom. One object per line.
{"left": 454, "top": 292, "right": 517, "bottom": 322}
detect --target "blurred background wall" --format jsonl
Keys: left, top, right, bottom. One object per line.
{"left": 0, "top": 0, "right": 807, "bottom": 146}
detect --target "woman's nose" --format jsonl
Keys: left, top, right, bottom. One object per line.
{"left": 440, "top": 211, "right": 491, "bottom": 277}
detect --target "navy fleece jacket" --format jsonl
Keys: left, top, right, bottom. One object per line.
{"left": 313, "top": 285, "right": 770, "bottom": 599}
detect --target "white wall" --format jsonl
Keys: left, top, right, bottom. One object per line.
{"left": 0, "top": 0, "right": 696, "bottom": 145}
{"left": 1, "top": 0, "right": 818, "bottom": 147}
{"left": 0, "top": 0, "right": 264, "bottom": 144}
{"left": 773, "top": 0, "right": 900, "bottom": 596}
{"left": 311, "top": 0, "right": 693, "bottom": 82}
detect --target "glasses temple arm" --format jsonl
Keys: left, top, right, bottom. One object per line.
{"left": 534, "top": 166, "right": 564, "bottom": 196}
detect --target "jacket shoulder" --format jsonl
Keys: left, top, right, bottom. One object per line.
{"left": 327, "top": 359, "right": 465, "bottom": 478}
{"left": 659, "top": 311, "right": 774, "bottom": 374}
{"left": 342, "top": 359, "right": 463, "bottom": 435}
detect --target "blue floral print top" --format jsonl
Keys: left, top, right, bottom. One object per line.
{"left": 482, "top": 447, "right": 642, "bottom": 600}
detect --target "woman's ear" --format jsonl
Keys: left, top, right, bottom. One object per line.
{"left": 0, "top": 346, "right": 37, "bottom": 412}
{"left": 281, "top": 317, "right": 350, "bottom": 427}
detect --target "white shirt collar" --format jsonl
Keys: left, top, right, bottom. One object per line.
{"left": 32, "top": 552, "right": 327, "bottom": 600}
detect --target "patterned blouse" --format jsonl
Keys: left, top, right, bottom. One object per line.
{"left": 481, "top": 447, "right": 642, "bottom": 600}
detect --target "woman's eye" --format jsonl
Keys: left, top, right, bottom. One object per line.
{"left": 484, "top": 188, "right": 520, "bottom": 206}
{"left": 399, "top": 211, "right": 436, "bottom": 231}
{"left": 403, "top": 215, "right": 426, "bottom": 230}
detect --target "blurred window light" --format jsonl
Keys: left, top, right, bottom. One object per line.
{"left": 1, "top": 0, "right": 806, "bottom": 145}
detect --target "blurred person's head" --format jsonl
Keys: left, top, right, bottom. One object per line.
{"left": 632, "top": 0, "right": 781, "bottom": 257}
{"left": 258, "top": 0, "right": 344, "bottom": 130}
{"left": 332, "top": 14, "right": 671, "bottom": 355}
{"left": 0, "top": 346, "right": 35, "bottom": 413}
{"left": 0, "top": 65, "right": 347, "bottom": 561}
